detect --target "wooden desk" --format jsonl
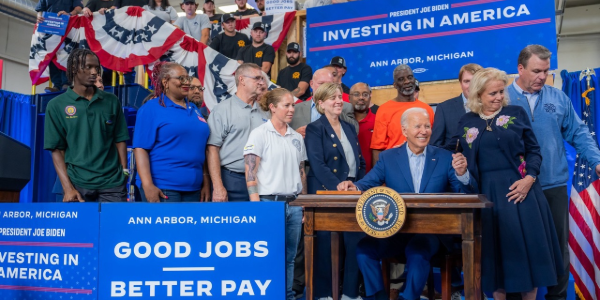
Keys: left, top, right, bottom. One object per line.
{"left": 290, "top": 194, "right": 491, "bottom": 300}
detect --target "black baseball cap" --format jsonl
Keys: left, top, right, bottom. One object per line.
{"left": 287, "top": 42, "right": 300, "bottom": 52}
{"left": 204, "top": 0, "right": 214, "bottom": 3}
{"left": 221, "top": 13, "right": 235, "bottom": 22}
{"left": 252, "top": 22, "right": 266, "bottom": 31}
{"left": 181, "top": 0, "right": 196, "bottom": 4}
{"left": 330, "top": 56, "right": 346, "bottom": 68}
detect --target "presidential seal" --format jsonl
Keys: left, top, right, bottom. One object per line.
{"left": 356, "top": 186, "right": 406, "bottom": 238}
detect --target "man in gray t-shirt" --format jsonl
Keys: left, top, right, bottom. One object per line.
{"left": 174, "top": 0, "right": 211, "bottom": 44}
{"left": 207, "top": 63, "right": 268, "bottom": 202}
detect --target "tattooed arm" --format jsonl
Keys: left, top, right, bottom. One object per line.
{"left": 300, "top": 161, "right": 307, "bottom": 194}
{"left": 291, "top": 82, "right": 309, "bottom": 98}
{"left": 244, "top": 154, "right": 261, "bottom": 202}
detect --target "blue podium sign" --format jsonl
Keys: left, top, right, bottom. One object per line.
{"left": 306, "top": 0, "right": 557, "bottom": 87}
{"left": 0, "top": 203, "right": 100, "bottom": 299}
{"left": 98, "top": 202, "right": 285, "bottom": 299}
{"left": 37, "top": 12, "right": 70, "bottom": 36}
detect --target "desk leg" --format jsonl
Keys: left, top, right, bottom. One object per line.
{"left": 462, "top": 210, "right": 482, "bottom": 300}
{"left": 331, "top": 231, "right": 340, "bottom": 300}
{"left": 304, "top": 208, "right": 315, "bottom": 300}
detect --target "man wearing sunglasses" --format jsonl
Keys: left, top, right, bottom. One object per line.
{"left": 190, "top": 77, "right": 209, "bottom": 119}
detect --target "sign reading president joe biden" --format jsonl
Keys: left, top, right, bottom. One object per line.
{"left": 99, "top": 202, "right": 285, "bottom": 299}
{"left": 306, "top": 0, "right": 557, "bottom": 87}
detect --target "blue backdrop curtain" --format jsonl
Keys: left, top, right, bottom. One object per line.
{"left": 561, "top": 68, "right": 600, "bottom": 195}
{"left": 0, "top": 90, "right": 36, "bottom": 202}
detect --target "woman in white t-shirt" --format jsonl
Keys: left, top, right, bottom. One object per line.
{"left": 143, "top": 0, "right": 177, "bottom": 23}
{"left": 243, "top": 88, "right": 306, "bottom": 300}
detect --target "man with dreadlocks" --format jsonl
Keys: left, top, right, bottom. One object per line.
{"left": 44, "top": 48, "right": 130, "bottom": 202}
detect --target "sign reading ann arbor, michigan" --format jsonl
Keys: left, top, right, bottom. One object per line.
{"left": 98, "top": 202, "right": 285, "bottom": 299}
{"left": 0, "top": 203, "right": 100, "bottom": 300}
{"left": 356, "top": 187, "right": 406, "bottom": 238}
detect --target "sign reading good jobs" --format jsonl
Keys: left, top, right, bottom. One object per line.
{"left": 99, "top": 202, "right": 285, "bottom": 299}
{"left": 306, "top": 0, "right": 557, "bottom": 87}
{"left": 0, "top": 203, "right": 99, "bottom": 300}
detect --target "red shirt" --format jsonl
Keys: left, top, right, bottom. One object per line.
{"left": 357, "top": 108, "right": 376, "bottom": 172}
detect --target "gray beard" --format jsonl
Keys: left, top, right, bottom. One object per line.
{"left": 354, "top": 104, "right": 367, "bottom": 111}
{"left": 401, "top": 86, "right": 416, "bottom": 96}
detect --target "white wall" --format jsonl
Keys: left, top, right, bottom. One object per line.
{"left": 0, "top": 14, "right": 49, "bottom": 95}
{"left": 554, "top": 4, "right": 600, "bottom": 88}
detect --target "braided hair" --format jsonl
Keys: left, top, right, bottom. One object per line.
{"left": 66, "top": 48, "right": 99, "bottom": 85}
{"left": 148, "top": 61, "right": 181, "bottom": 107}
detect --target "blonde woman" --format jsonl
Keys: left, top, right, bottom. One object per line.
{"left": 452, "top": 67, "right": 562, "bottom": 300}
{"left": 305, "top": 82, "right": 365, "bottom": 300}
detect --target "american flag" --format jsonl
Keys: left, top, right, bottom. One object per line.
{"left": 568, "top": 87, "right": 600, "bottom": 300}
{"left": 29, "top": 7, "right": 294, "bottom": 101}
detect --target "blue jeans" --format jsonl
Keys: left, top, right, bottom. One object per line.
{"left": 49, "top": 63, "right": 68, "bottom": 88}
{"left": 221, "top": 167, "right": 249, "bottom": 201}
{"left": 260, "top": 198, "right": 303, "bottom": 300}
{"left": 139, "top": 187, "right": 201, "bottom": 202}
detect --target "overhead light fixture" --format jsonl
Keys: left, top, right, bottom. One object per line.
{"left": 177, "top": 10, "right": 204, "bottom": 17}
{"left": 218, "top": 4, "right": 252, "bottom": 13}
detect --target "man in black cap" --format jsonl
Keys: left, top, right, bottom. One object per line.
{"left": 203, "top": 0, "right": 222, "bottom": 22}
{"left": 330, "top": 56, "right": 351, "bottom": 94}
{"left": 276, "top": 42, "right": 313, "bottom": 102}
{"left": 233, "top": 0, "right": 259, "bottom": 18}
{"left": 209, "top": 13, "right": 250, "bottom": 59}
{"left": 236, "top": 22, "right": 275, "bottom": 76}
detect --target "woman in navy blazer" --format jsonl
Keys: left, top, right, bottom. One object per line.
{"left": 451, "top": 68, "right": 562, "bottom": 300}
{"left": 305, "top": 82, "right": 366, "bottom": 300}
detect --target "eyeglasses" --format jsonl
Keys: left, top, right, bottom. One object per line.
{"left": 171, "top": 75, "right": 193, "bottom": 84}
{"left": 243, "top": 75, "right": 266, "bottom": 82}
{"left": 350, "top": 92, "right": 370, "bottom": 98}
{"left": 190, "top": 85, "right": 205, "bottom": 91}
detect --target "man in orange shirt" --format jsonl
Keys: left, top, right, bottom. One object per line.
{"left": 370, "top": 65, "right": 434, "bottom": 165}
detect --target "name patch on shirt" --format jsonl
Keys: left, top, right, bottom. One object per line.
{"left": 292, "top": 139, "right": 302, "bottom": 152}
{"left": 65, "top": 106, "right": 77, "bottom": 118}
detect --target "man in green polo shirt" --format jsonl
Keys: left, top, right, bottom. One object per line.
{"left": 44, "top": 49, "right": 129, "bottom": 202}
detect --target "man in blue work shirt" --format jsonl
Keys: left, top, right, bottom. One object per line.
{"left": 508, "top": 44, "right": 600, "bottom": 300}
{"left": 35, "top": 0, "right": 83, "bottom": 92}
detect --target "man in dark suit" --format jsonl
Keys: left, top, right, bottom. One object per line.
{"left": 338, "top": 107, "right": 477, "bottom": 300}
{"left": 289, "top": 68, "right": 358, "bottom": 137}
{"left": 430, "top": 63, "right": 482, "bottom": 147}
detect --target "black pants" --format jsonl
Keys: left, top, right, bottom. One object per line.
{"left": 74, "top": 184, "right": 127, "bottom": 202}
{"left": 507, "top": 186, "right": 569, "bottom": 300}
{"left": 293, "top": 230, "right": 305, "bottom": 296}
{"left": 544, "top": 186, "right": 569, "bottom": 300}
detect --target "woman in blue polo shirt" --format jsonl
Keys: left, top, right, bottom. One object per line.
{"left": 133, "top": 61, "right": 211, "bottom": 202}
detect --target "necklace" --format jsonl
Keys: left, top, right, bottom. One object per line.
{"left": 479, "top": 107, "right": 502, "bottom": 131}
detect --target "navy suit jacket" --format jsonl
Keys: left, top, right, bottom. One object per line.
{"left": 430, "top": 95, "right": 467, "bottom": 147}
{"left": 306, "top": 115, "right": 366, "bottom": 193}
{"left": 355, "top": 144, "right": 478, "bottom": 194}
{"left": 450, "top": 105, "right": 542, "bottom": 183}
